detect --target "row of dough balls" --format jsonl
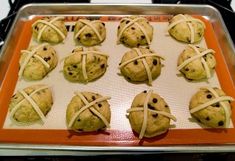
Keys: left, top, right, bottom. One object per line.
{"left": 19, "top": 43, "right": 216, "bottom": 84}
{"left": 32, "top": 14, "right": 205, "bottom": 47}
{"left": 9, "top": 85, "right": 234, "bottom": 139}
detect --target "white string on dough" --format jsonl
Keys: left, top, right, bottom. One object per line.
{"left": 74, "top": 19, "right": 102, "bottom": 41}
{"left": 168, "top": 14, "right": 205, "bottom": 43}
{"left": 32, "top": 16, "right": 66, "bottom": 42}
{"left": 126, "top": 90, "right": 176, "bottom": 139}
{"left": 177, "top": 45, "right": 215, "bottom": 79}
{"left": 68, "top": 91, "right": 111, "bottom": 128}
{"left": 119, "top": 48, "right": 164, "bottom": 85}
{"left": 190, "top": 87, "right": 234, "bottom": 128}
{"left": 19, "top": 43, "right": 50, "bottom": 78}
{"left": 10, "top": 85, "right": 50, "bottom": 123}
{"left": 117, "top": 17, "right": 151, "bottom": 45}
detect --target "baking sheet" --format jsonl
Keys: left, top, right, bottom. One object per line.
{"left": 3, "top": 20, "right": 231, "bottom": 130}
{"left": 0, "top": 14, "right": 234, "bottom": 146}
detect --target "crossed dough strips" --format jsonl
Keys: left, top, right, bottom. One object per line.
{"left": 177, "top": 44, "right": 215, "bottom": 79}
{"left": 19, "top": 43, "right": 51, "bottom": 79}
{"left": 68, "top": 91, "right": 111, "bottom": 130}
{"left": 127, "top": 90, "right": 177, "bottom": 139}
{"left": 190, "top": 87, "right": 234, "bottom": 128}
{"left": 63, "top": 47, "right": 109, "bottom": 81}
{"left": 117, "top": 17, "right": 151, "bottom": 45}
{"left": 32, "top": 16, "right": 66, "bottom": 42}
{"left": 119, "top": 48, "right": 164, "bottom": 85}
{"left": 10, "top": 85, "right": 50, "bottom": 124}
{"left": 74, "top": 19, "right": 103, "bottom": 41}
{"left": 168, "top": 14, "right": 205, "bottom": 43}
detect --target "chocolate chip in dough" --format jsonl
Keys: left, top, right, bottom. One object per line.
{"left": 126, "top": 20, "right": 130, "bottom": 24}
{"left": 207, "top": 94, "right": 212, "bottom": 99}
{"left": 152, "top": 98, "right": 158, "bottom": 103}
{"left": 218, "top": 121, "right": 224, "bottom": 126}
{"left": 141, "top": 35, "right": 145, "bottom": 40}
{"left": 98, "top": 103, "right": 102, "bottom": 108}
{"left": 92, "top": 96, "right": 96, "bottom": 101}
{"left": 143, "top": 90, "right": 147, "bottom": 93}
{"left": 85, "top": 33, "right": 92, "bottom": 37}
{"left": 152, "top": 113, "right": 158, "bottom": 118}
{"left": 134, "top": 60, "right": 138, "bottom": 65}
{"left": 205, "top": 116, "right": 210, "bottom": 121}
{"left": 100, "top": 64, "right": 105, "bottom": 69}
{"left": 148, "top": 104, "right": 155, "bottom": 110}
{"left": 153, "top": 59, "right": 158, "bottom": 65}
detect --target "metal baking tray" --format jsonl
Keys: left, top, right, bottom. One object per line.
{"left": 0, "top": 3, "right": 235, "bottom": 155}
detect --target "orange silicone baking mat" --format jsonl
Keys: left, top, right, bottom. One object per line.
{"left": 0, "top": 15, "right": 235, "bottom": 146}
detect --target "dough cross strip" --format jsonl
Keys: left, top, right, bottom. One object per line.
{"left": 19, "top": 43, "right": 50, "bottom": 78}
{"left": 177, "top": 45, "right": 215, "bottom": 79}
{"left": 32, "top": 16, "right": 66, "bottom": 42}
{"left": 10, "top": 86, "right": 50, "bottom": 124}
{"left": 190, "top": 87, "right": 234, "bottom": 128}
{"left": 168, "top": 14, "right": 205, "bottom": 43}
{"left": 117, "top": 17, "right": 151, "bottom": 45}
{"left": 126, "top": 90, "right": 176, "bottom": 139}
{"left": 119, "top": 48, "right": 164, "bottom": 85}
{"left": 74, "top": 19, "right": 103, "bottom": 41}
{"left": 68, "top": 91, "right": 111, "bottom": 129}
{"left": 81, "top": 47, "right": 108, "bottom": 81}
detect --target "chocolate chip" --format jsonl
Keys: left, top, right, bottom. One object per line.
{"left": 185, "top": 68, "right": 189, "bottom": 71}
{"left": 137, "top": 43, "right": 140, "bottom": 47}
{"left": 218, "top": 121, "right": 224, "bottom": 126}
{"left": 77, "top": 118, "right": 81, "bottom": 122}
{"left": 43, "top": 47, "right": 47, "bottom": 51}
{"left": 165, "top": 105, "right": 168, "bottom": 108}
{"left": 118, "top": 26, "right": 120, "bottom": 29}
{"left": 100, "top": 64, "right": 105, "bottom": 68}
{"left": 43, "top": 57, "right": 51, "bottom": 62}
{"left": 198, "top": 32, "right": 202, "bottom": 36}
{"left": 34, "top": 26, "right": 39, "bottom": 31}
{"left": 134, "top": 60, "right": 138, "bottom": 65}
{"left": 12, "top": 94, "right": 16, "bottom": 98}
{"left": 65, "top": 25, "right": 70, "bottom": 32}
{"left": 141, "top": 35, "right": 145, "bottom": 39}
{"left": 68, "top": 72, "right": 73, "bottom": 75}
{"left": 153, "top": 59, "right": 158, "bottom": 65}
{"left": 119, "top": 63, "right": 121, "bottom": 65}
{"left": 143, "top": 90, "right": 147, "bottom": 93}
{"left": 85, "top": 33, "right": 92, "bottom": 37}
{"left": 98, "top": 104, "right": 102, "bottom": 107}
{"left": 78, "top": 129, "right": 83, "bottom": 131}
{"left": 77, "top": 37, "right": 80, "bottom": 40}
{"left": 126, "top": 20, "right": 130, "bottom": 24}
{"left": 152, "top": 98, "right": 158, "bottom": 103}
{"left": 127, "top": 77, "right": 131, "bottom": 80}
{"left": 207, "top": 94, "right": 212, "bottom": 99}
{"left": 229, "top": 100, "right": 231, "bottom": 103}
{"left": 152, "top": 113, "right": 158, "bottom": 118}
{"left": 148, "top": 104, "right": 155, "bottom": 110}
{"left": 73, "top": 65, "right": 77, "bottom": 68}
{"left": 212, "top": 103, "right": 220, "bottom": 107}
{"left": 92, "top": 96, "right": 96, "bottom": 101}
{"left": 205, "top": 117, "right": 210, "bottom": 121}
{"left": 72, "top": 50, "right": 75, "bottom": 53}
{"left": 131, "top": 27, "right": 135, "bottom": 30}
{"left": 102, "top": 22, "right": 105, "bottom": 26}
{"left": 71, "top": 25, "right": 75, "bottom": 32}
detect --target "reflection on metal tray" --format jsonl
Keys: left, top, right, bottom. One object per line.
{"left": 0, "top": 3, "right": 235, "bottom": 155}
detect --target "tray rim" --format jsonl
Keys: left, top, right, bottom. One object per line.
{"left": 1, "top": 3, "right": 235, "bottom": 155}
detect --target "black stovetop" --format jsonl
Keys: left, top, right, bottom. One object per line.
{"left": 0, "top": 0, "right": 234, "bottom": 50}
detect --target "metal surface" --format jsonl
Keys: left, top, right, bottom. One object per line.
{"left": 0, "top": 3, "right": 235, "bottom": 155}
